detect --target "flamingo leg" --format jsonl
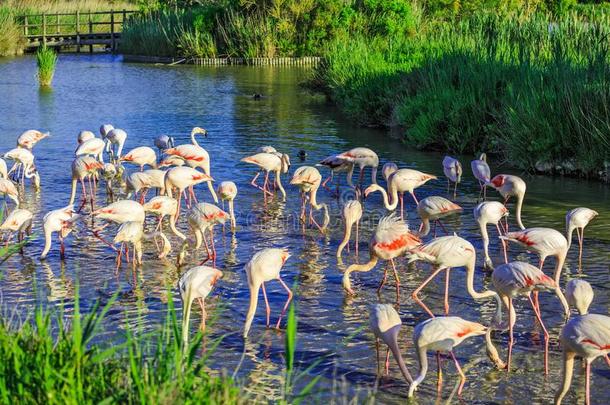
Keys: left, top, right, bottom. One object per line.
{"left": 210, "top": 228, "right": 216, "bottom": 265}
{"left": 450, "top": 351, "right": 466, "bottom": 396}
{"left": 437, "top": 220, "right": 448, "bottom": 235}
{"left": 444, "top": 268, "right": 451, "bottom": 315}
{"left": 385, "top": 349, "right": 390, "bottom": 376}
{"left": 355, "top": 219, "right": 360, "bottom": 257}
{"left": 585, "top": 359, "right": 591, "bottom": 405}
{"left": 453, "top": 180, "right": 458, "bottom": 199}
{"left": 400, "top": 194, "right": 404, "bottom": 220}
{"left": 189, "top": 186, "right": 198, "bottom": 204}
{"left": 261, "top": 282, "right": 271, "bottom": 328}
{"left": 377, "top": 264, "right": 388, "bottom": 294}
{"left": 528, "top": 293, "right": 549, "bottom": 375}
{"left": 390, "top": 258, "right": 400, "bottom": 302}
{"left": 411, "top": 266, "right": 445, "bottom": 318}
{"left": 59, "top": 236, "right": 65, "bottom": 260}
{"left": 275, "top": 276, "right": 293, "bottom": 330}
{"left": 437, "top": 351, "right": 443, "bottom": 394}
{"left": 322, "top": 175, "right": 332, "bottom": 193}
{"left": 197, "top": 298, "right": 206, "bottom": 334}
{"left": 251, "top": 172, "right": 270, "bottom": 195}
{"left": 375, "top": 338, "right": 380, "bottom": 376}
{"left": 578, "top": 227, "right": 584, "bottom": 269}
{"left": 507, "top": 298, "right": 513, "bottom": 372}
{"left": 409, "top": 191, "right": 419, "bottom": 205}
{"left": 496, "top": 223, "right": 508, "bottom": 264}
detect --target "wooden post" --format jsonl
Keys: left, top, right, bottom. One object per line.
{"left": 110, "top": 10, "right": 115, "bottom": 52}
{"left": 88, "top": 13, "right": 93, "bottom": 53}
{"left": 76, "top": 11, "right": 80, "bottom": 53}
{"left": 24, "top": 15, "right": 28, "bottom": 37}
{"left": 56, "top": 12, "right": 59, "bottom": 34}
{"left": 42, "top": 13, "right": 47, "bottom": 47}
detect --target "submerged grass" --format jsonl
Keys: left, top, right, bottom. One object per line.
{"left": 36, "top": 45, "right": 57, "bottom": 86}
{"left": 0, "top": 289, "right": 242, "bottom": 403}
{"left": 312, "top": 11, "right": 610, "bottom": 177}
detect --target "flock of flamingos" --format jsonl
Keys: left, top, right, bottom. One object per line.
{"left": 0, "top": 127, "right": 608, "bottom": 403}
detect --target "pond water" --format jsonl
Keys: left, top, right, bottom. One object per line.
{"left": 0, "top": 54, "right": 608, "bottom": 404}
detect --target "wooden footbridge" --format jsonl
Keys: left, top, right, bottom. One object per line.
{"left": 17, "top": 10, "right": 136, "bottom": 52}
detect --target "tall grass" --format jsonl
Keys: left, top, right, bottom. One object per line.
{"left": 313, "top": 11, "right": 610, "bottom": 176}
{"left": 36, "top": 45, "right": 57, "bottom": 86}
{"left": 0, "top": 290, "right": 242, "bottom": 403}
{"left": 0, "top": 7, "right": 24, "bottom": 56}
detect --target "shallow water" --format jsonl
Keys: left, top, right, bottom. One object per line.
{"left": 0, "top": 54, "right": 608, "bottom": 404}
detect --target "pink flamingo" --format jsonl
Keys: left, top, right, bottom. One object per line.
{"left": 289, "top": 166, "right": 329, "bottom": 232}
{"left": 500, "top": 227, "right": 570, "bottom": 317}
{"left": 105, "top": 128, "right": 127, "bottom": 162}
{"left": 113, "top": 220, "right": 170, "bottom": 271}
{"left": 369, "top": 304, "right": 413, "bottom": 384}
{"left": 0, "top": 158, "right": 7, "bottom": 179}
{"left": 555, "top": 280, "right": 610, "bottom": 405}
{"left": 336, "top": 200, "right": 363, "bottom": 259}
{"left": 75, "top": 138, "right": 106, "bottom": 163}
{"left": 121, "top": 146, "right": 157, "bottom": 171}
{"left": 217, "top": 181, "right": 237, "bottom": 232}
{"left": 177, "top": 203, "right": 228, "bottom": 266}
{"left": 0, "top": 178, "right": 19, "bottom": 209}
{"left": 382, "top": 162, "right": 398, "bottom": 183}
{"left": 336, "top": 147, "right": 379, "bottom": 188}
{"left": 68, "top": 156, "right": 104, "bottom": 211}
{"left": 365, "top": 169, "right": 437, "bottom": 219}
{"left": 163, "top": 166, "right": 213, "bottom": 217}
{"left": 241, "top": 152, "right": 290, "bottom": 201}
{"left": 40, "top": 205, "right": 79, "bottom": 260}
{"left": 243, "top": 248, "right": 292, "bottom": 338}
{"left": 77, "top": 130, "right": 96, "bottom": 145}
{"left": 471, "top": 153, "right": 490, "bottom": 199}
{"left": 409, "top": 316, "right": 487, "bottom": 398}
{"left": 316, "top": 154, "right": 354, "bottom": 195}
{"left": 179, "top": 266, "right": 223, "bottom": 346}
{"left": 488, "top": 174, "right": 526, "bottom": 230}
{"left": 17, "top": 129, "right": 49, "bottom": 150}
{"left": 0, "top": 208, "right": 33, "bottom": 246}
{"left": 163, "top": 127, "right": 218, "bottom": 203}
{"left": 125, "top": 171, "right": 153, "bottom": 203}
{"left": 566, "top": 207, "right": 598, "bottom": 268}
{"left": 342, "top": 214, "right": 421, "bottom": 299}
{"left": 442, "top": 156, "right": 462, "bottom": 198}
{"left": 416, "top": 196, "right": 462, "bottom": 237}
{"left": 143, "top": 195, "right": 185, "bottom": 239}
{"left": 473, "top": 201, "right": 509, "bottom": 269}
{"left": 408, "top": 235, "right": 501, "bottom": 318}
{"left": 487, "top": 261, "right": 558, "bottom": 374}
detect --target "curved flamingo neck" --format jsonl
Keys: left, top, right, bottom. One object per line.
{"left": 384, "top": 326, "right": 413, "bottom": 384}
{"left": 337, "top": 217, "right": 354, "bottom": 258}
{"left": 190, "top": 130, "right": 201, "bottom": 147}
{"left": 343, "top": 255, "right": 378, "bottom": 292}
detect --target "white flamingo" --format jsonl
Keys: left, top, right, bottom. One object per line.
{"left": 473, "top": 201, "right": 509, "bottom": 269}
{"left": 442, "top": 156, "right": 462, "bottom": 197}
{"left": 565, "top": 207, "right": 598, "bottom": 268}
{"left": 40, "top": 205, "right": 79, "bottom": 260}
{"left": 471, "top": 153, "right": 490, "bottom": 198}
{"left": 337, "top": 200, "right": 363, "bottom": 259}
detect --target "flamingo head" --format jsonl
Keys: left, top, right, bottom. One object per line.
{"left": 191, "top": 127, "right": 207, "bottom": 137}
{"left": 489, "top": 175, "right": 505, "bottom": 188}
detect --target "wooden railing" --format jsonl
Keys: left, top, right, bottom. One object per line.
{"left": 17, "top": 10, "right": 137, "bottom": 52}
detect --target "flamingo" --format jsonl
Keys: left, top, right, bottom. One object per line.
{"left": 217, "top": 181, "right": 237, "bottom": 231}
{"left": 500, "top": 228, "right": 570, "bottom": 317}
{"left": 17, "top": 129, "right": 49, "bottom": 149}
{"left": 289, "top": 166, "right": 330, "bottom": 232}
{"left": 257, "top": 145, "right": 276, "bottom": 153}
{"left": 179, "top": 266, "right": 223, "bottom": 347}
{"left": 408, "top": 235, "right": 502, "bottom": 318}
{"left": 68, "top": 156, "right": 104, "bottom": 211}
{"left": 408, "top": 317, "right": 487, "bottom": 397}
{"left": 243, "top": 248, "right": 292, "bottom": 338}
{"left": 0, "top": 178, "right": 19, "bottom": 209}
{"left": 101, "top": 163, "right": 119, "bottom": 199}
{"left": 342, "top": 214, "right": 421, "bottom": 299}
{"left": 473, "top": 201, "right": 509, "bottom": 269}
{"left": 369, "top": 304, "right": 413, "bottom": 384}
{"left": 316, "top": 154, "right": 354, "bottom": 195}
{"left": 0, "top": 158, "right": 7, "bottom": 179}
{"left": 487, "top": 261, "right": 558, "bottom": 374}
{"left": 555, "top": 281, "right": 610, "bottom": 405}
{"left": 159, "top": 155, "right": 186, "bottom": 168}
{"left": 99, "top": 124, "right": 114, "bottom": 139}
{"left": 125, "top": 171, "right": 153, "bottom": 203}
{"left": 566, "top": 279, "right": 594, "bottom": 317}
{"left": 77, "top": 130, "right": 96, "bottom": 145}
{"left": 177, "top": 203, "right": 228, "bottom": 266}
{"left": 337, "top": 200, "right": 363, "bottom": 259}
{"left": 121, "top": 146, "right": 157, "bottom": 171}
{"left": 241, "top": 152, "right": 289, "bottom": 201}
{"left": 163, "top": 166, "right": 213, "bottom": 217}
{"left": 4, "top": 147, "right": 36, "bottom": 185}
{"left": 0, "top": 208, "right": 33, "bottom": 245}
{"left": 163, "top": 127, "right": 218, "bottom": 203}
{"left": 142, "top": 169, "right": 167, "bottom": 195}
{"left": 382, "top": 162, "right": 398, "bottom": 183}
{"left": 365, "top": 169, "right": 437, "bottom": 219}
{"left": 105, "top": 128, "right": 127, "bottom": 162}
{"left": 154, "top": 135, "right": 175, "bottom": 154}
{"left": 113, "top": 221, "right": 170, "bottom": 271}
{"left": 416, "top": 196, "right": 462, "bottom": 237}
{"left": 488, "top": 174, "right": 526, "bottom": 230}
{"left": 92, "top": 200, "right": 145, "bottom": 224}
{"left": 143, "top": 195, "right": 185, "bottom": 239}
{"left": 566, "top": 207, "right": 598, "bottom": 268}
{"left": 442, "top": 156, "right": 462, "bottom": 198}
{"left": 75, "top": 138, "right": 106, "bottom": 163}
{"left": 471, "top": 153, "right": 490, "bottom": 199}
{"left": 336, "top": 147, "right": 379, "bottom": 188}
{"left": 40, "top": 205, "right": 79, "bottom": 260}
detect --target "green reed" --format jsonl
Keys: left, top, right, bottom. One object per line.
{"left": 0, "top": 7, "right": 23, "bottom": 56}
{"left": 312, "top": 11, "right": 610, "bottom": 176}
{"left": 35, "top": 45, "right": 57, "bottom": 86}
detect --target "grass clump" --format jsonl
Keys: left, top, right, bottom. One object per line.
{"left": 0, "top": 6, "right": 24, "bottom": 56}
{"left": 36, "top": 45, "right": 57, "bottom": 86}
{"left": 0, "top": 290, "right": 242, "bottom": 403}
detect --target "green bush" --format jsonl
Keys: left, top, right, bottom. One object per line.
{"left": 36, "top": 45, "right": 57, "bottom": 87}
{"left": 0, "top": 7, "right": 24, "bottom": 57}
